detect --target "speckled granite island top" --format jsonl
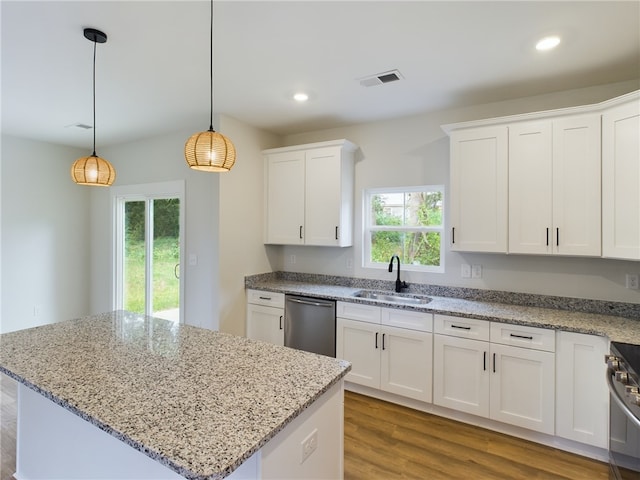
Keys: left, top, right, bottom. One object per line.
{"left": 0, "top": 311, "right": 351, "bottom": 480}
{"left": 246, "top": 274, "right": 640, "bottom": 345}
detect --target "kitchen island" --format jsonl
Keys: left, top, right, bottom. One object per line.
{"left": 0, "top": 311, "right": 350, "bottom": 479}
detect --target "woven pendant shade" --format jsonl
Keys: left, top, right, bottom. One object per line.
{"left": 71, "top": 154, "right": 116, "bottom": 186}
{"left": 185, "top": 129, "right": 236, "bottom": 172}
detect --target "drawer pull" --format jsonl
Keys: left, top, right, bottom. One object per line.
{"left": 510, "top": 333, "right": 533, "bottom": 341}
{"left": 258, "top": 296, "right": 272, "bottom": 300}
{"left": 451, "top": 325, "right": 471, "bottom": 330}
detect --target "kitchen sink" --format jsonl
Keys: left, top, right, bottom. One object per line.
{"left": 352, "top": 290, "right": 431, "bottom": 305}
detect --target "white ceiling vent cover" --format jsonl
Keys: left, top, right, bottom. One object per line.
{"left": 358, "top": 69, "right": 404, "bottom": 87}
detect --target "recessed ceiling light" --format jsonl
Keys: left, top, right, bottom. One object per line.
{"left": 536, "top": 35, "right": 561, "bottom": 51}
{"left": 293, "top": 92, "right": 309, "bottom": 102}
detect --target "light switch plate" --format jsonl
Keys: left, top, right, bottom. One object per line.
{"left": 472, "top": 264, "right": 483, "bottom": 279}
{"left": 461, "top": 264, "right": 471, "bottom": 278}
{"left": 626, "top": 274, "right": 639, "bottom": 290}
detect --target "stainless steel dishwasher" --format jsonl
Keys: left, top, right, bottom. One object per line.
{"left": 284, "top": 295, "right": 336, "bottom": 357}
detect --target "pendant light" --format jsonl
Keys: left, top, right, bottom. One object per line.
{"left": 184, "top": 0, "right": 236, "bottom": 172}
{"left": 71, "top": 28, "right": 116, "bottom": 186}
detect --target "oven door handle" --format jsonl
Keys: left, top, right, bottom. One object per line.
{"left": 607, "top": 369, "right": 640, "bottom": 429}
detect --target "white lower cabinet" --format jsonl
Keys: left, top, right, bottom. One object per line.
{"left": 433, "top": 315, "right": 555, "bottom": 435}
{"left": 555, "top": 331, "right": 609, "bottom": 448}
{"left": 336, "top": 302, "right": 433, "bottom": 403}
{"left": 246, "top": 290, "right": 285, "bottom": 346}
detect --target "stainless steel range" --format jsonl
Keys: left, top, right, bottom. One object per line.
{"left": 606, "top": 342, "right": 640, "bottom": 479}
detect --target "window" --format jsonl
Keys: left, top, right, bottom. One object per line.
{"left": 364, "top": 186, "right": 444, "bottom": 272}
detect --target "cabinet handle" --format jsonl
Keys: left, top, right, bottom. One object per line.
{"left": 335, "top": 226, "right": 339, "bottom": 240}
{"left": 556, "top": 227, "right": 559, "bottom": 246}
{"left": 510, "top": 333, "right": 533, "bottom": 341}
{"left": 451, "top": 324, "right": 471, "bottom": 331}
{"left": 493, "top": 353, "right": 496, "bottom": 373}
{"left": 483, "top": 351, "right": 487, "bottom": 371}
{"left": 299, "top": 225, "right": 303, "bottom": 239}
{"left": 382, "top": 333, "right": 386, "bottom": 351}
{"left": 375, "top": 332, "right": 379, "bottom": 349}
{"left": 259, "top": 296, "right": 272, "bottom": 300}
{"left": 546, "top": 228, "right": 549, "bottom": 246}
{"left": 452, "top": 227, "right": 455, "bottom": 244}
{"left": 279, "top": 315, "right": 283, "bottom": 330}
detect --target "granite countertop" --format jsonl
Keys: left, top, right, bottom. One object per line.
{"left": 0, "top": 311, "right": 351, "bottom": 480}
{"left": 246, "top": 277, "right": 640, "bottom": 345}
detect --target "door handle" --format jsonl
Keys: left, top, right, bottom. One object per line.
{"left": 382, "top": 333, "right": 386, "bottom": 350}
{"left": 335, "top": 226, "right": 339, "bottom": 240}
{"left": 174, "top": 263, "right": 180, "bottom": 279}
{"left": 493, "top": 353, "right": 497, "bottom": 373}
{"left": 483, "top": 351, "right": 487, "bottom": 371}
{"left": 299, "top": 225, "right": 303, "bottom": 239}
{"left": 375, "top": 332, "right": 379, "bottom": 349}
{"left": 279, "top": 315, "right": 283, "bottom": 330}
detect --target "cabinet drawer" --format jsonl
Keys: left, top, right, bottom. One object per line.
{"left": 337, "top": 301, "right": 381, "bottom": 324}
{"left": 490, "top": 322, "right": 555, "bottom": 352}
{"left": 434, "top": 314, "right": 490, "bottom": 341}
{"left": 247, "top": 289, "right": 285, "bottom": 308}
{"left": 382, "top": 308, "right": 433, "bottom": 332}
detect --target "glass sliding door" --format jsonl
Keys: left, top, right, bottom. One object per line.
{"left": 113, "top": 182, "right": 185, "bottom": 323}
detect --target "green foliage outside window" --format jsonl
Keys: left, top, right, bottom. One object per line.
{"left": 369, "top": 190, "right": 443, "bottom": 268}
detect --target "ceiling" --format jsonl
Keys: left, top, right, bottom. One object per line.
{"left": 2, "top": 1, "right": 639, "bottom": 149}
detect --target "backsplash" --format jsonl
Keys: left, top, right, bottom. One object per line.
{"left": 246, "top": 271, "right": 640, "bottom": 320}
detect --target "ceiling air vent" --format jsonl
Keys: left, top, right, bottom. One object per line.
{"left": 65, "top": 123, "right": 93, "bottom": 130}
{"left": 358, "top": 69, "right": 404, "bottom": 87}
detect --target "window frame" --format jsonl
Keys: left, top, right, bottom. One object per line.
{"left": 363, "top": 185, "right": 445, "bottom": 273}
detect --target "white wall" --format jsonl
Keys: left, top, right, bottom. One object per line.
{"left": 0, "top": 135, "right": 91, "bottom": 333}
{"left": 90, "top": 128, "right": 222, "bottom": 330}
{"left": 275, "top": 81, "right": 640, "bottom": 304}
{"left": 218, "top": 115, "right": 281, "bottom": 335}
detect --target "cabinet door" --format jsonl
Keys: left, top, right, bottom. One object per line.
{"left": 603, "top": 100, "right": 640, "bottom": 260}
{"left": 490, "top": 343, "right": 555, "bottom": 435}
{"left": 264, "top": 151, "right": 305, "bottom": 245}
{"left": 246, "top": 304, "right": 284, "bottom": 346}
{"left": 380, "top": 326, "right": 432, "bottom": 402}
{"left": 433, "top": 334, "right": 490, "bottom": 417}
{"left": 509, "top": 122, "right": 553, "bottom": 254}
{"left": 305, "top": 147, "right": 353, "bottom": 246}
{"left": 552, "top": 115, "right": 601, "bottom": 256}
{"left": 556, "top": 331, "right": 608, "bottom": 448}
{"left": 336, "top": 318, "right": 380, "bottom": 388}
{"left": 450, "top": 126, "right": 508, "bottom": 253}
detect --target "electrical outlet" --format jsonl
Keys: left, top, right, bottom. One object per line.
{"left": 300, "top": 429, "right": 318, "bottom": 463}
{"left": 346, "top": 258, "right": 353, "bottom": 269}
{"left": 472, "top": 264, "right": 483, "bottom": 279}
{"left": 290, "top": 254, "right": 296, "bottom": 265}
{"left": 461, "top": 264, "right": 471, "bottom": 278}
{"left": 626, "top": 274, "right": 639, "bottom": 290}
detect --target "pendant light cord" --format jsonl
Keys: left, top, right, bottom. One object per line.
{"left": 209, "top": 0, "right": 214, "bottom": 132}
{"left": 92, "top": 38, "right": 97, "bottom": 156}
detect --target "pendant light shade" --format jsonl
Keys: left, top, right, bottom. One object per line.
{"left": 185, "top": 129, "right": 236, "bottom": 172}
{"left": 71, "top": 154, "right": 116, "bottom": 185}
{"left": 185, "top": 0, "right": 236, "bottom": 172}
{"left": 72, "top": 27, "right": 115, "bottom": 186}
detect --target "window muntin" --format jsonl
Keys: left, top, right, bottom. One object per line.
{"left": 365, "top": 186, "right": 444, "bottom": 272}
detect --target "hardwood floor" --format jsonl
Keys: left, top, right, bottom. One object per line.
{"left": 344, "top": 390, "right": 609, "bottom": 480}
{"left": 0, "top": 376, "right": 609, "bottom": 479}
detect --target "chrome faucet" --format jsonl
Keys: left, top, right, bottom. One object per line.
{"left": 388, "top": 255, "right": 408, "bottom": 293}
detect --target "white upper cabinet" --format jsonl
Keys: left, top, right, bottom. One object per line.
{"left": 509, "top": 121, "right": 553, "bottom": 254}
{"left": 263, "top": 140, "right": 357, "bottom": 247}
{"left": 444, "top": 90, "right": 638, "bottom": 258}
{"left": 602, "top": 98, "right": 640, "bottom": 260}
{"left": 509, "top": 115, "right": 601, "bottom": 256}
{"left": 449, "top": 126, "right": 508, "bottom": 253}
